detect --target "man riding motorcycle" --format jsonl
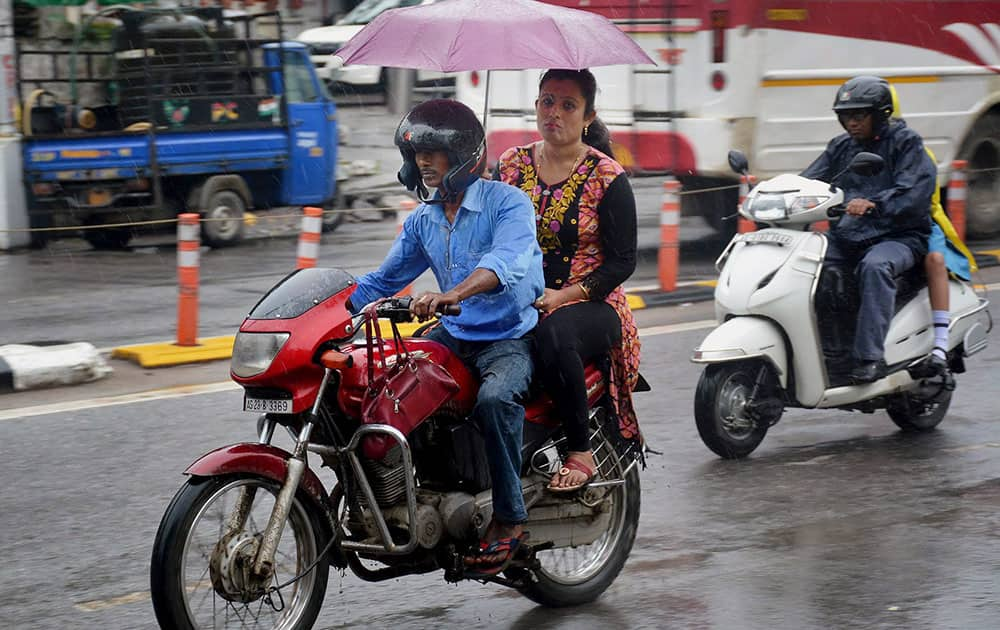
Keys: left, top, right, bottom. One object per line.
{"left": 801, "top": 75, "right": 935, "bottom": 383}
{"left": 345, "top": 98, "right": 544, "bottom": 576}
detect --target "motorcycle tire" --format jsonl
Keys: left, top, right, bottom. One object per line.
{"left": 694, "top": 361, "right": 774, "bottom": 459}
{"left": 518, "top": 437, "right": 641, "bottom": 607}
{"left": 150, "top": 474, "right": 330, "bottom": 630}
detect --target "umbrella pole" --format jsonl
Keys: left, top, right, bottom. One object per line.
{"left": 481, "top": 69, "right": 491, "bottom": 131}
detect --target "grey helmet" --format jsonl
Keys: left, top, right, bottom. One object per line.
{"left": 833, "top": 75, "right": 893, "bottom": 125}
{"left": 394, "top": 99, "right": 486, "bottom": 201}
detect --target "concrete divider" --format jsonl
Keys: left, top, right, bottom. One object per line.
{"left": 0, "top": 343, "right": 111, "bottom": 392}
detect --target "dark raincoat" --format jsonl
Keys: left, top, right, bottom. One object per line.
{"left": 801, "top": 119, "right": 934, "bottom": 255}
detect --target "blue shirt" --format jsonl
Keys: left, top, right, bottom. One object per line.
{"left": 352, "top": 178, "right": 544, "bottom": 341}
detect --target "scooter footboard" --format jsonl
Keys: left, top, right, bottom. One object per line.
{"left": 185, "top": 443, "right": 330, "bottom": 510}
{"left": 691, "top": 317, "right": 789, "bottom": 387}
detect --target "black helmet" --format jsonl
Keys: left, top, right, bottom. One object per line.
{"left": 832, "top": 75, "right": 893, "bottom": 124}
{"left": 394, "top": 99, "right": 486, "bottom": 201}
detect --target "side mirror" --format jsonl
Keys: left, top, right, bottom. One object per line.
{"left": 848, "top": 152, "right": 884, "bottom": 177}
{"left": 727, "top": 150, "right": 749, "bottom": 175}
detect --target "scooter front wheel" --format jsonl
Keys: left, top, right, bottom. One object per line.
{"left": 887, "top": 388, "right": 952, "bottom": 432}
{"left": 150, "top": 474, "right": 330, "bottom": 630}
{"left": 694, "top": 361, "right": 775, "bottom": 459}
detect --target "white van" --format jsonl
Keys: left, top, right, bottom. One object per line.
{"left": 296, "top": 0, "right": 452, "bottom": 91}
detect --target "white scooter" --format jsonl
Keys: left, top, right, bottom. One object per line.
{"left": 691, "top": 150, "right": 991, "bottom": 459}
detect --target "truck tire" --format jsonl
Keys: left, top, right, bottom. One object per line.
{"left": 200, "top": 189, "right": 247, "bottom": 247}
{"left": 960, "top": 113, "right": 1000, "bottom": 238}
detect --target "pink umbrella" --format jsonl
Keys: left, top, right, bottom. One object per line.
{"left": 331, "top": 0, "right": 655, "bottom": 71}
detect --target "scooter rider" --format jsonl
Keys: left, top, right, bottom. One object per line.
{"left": 801, "top": 75, "right": 935, "bottom": 383}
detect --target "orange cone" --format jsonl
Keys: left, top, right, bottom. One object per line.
{"left": 176, "top": 213, "right": 200, "bottom": 347}
{"left": 948, "top": 159, "right": 968, "bottom": 241}
{"left": 296, "top": 206, "right": 323, "bottom": 269}
{"left": 737, "top": 174, "right": 757, "bottom": 234}
{"left": 658, "top": 178, "right": 681, "bottom": 292}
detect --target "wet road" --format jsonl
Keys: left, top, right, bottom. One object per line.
{"left": 2, "top": 295, "right": 999, "bottom": 629}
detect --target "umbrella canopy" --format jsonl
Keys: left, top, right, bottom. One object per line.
{"left": 332, "top": 0, "right": 655, "bottom": 71}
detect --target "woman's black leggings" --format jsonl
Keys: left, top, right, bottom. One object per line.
{"left": 534, "top": 301, "right": 622, "bottom": 452}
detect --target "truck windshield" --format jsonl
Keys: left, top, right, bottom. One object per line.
{"left": 339, "top": 0, "right": 425, "bottom": 25}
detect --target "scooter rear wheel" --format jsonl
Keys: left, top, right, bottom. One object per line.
{"left": 887, "top": 388, "right": 952, "bottom": 432}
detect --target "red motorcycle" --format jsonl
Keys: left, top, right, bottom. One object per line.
{"left": 151, "top": 267, "right": 645, "bottom": 629}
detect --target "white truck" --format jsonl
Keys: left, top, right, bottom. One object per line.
{"left": 458, "top": 0, "right": 1000, "bottom": 238}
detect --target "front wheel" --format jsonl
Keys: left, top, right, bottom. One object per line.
{"left": 518, "top": 431, "right": 641, "bottom": 607}
{"left": 201, "top": 189, "right": 247, "bottom": 247}
{"left": 694, "top": 361, "right": 776, "bottom": 459}
{"left": 150, "top": 475, "right": 330, "bottom": 630}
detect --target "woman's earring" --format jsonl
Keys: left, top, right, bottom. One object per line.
{"left": 584, "top": 125, "right": 590, "bottom": 136}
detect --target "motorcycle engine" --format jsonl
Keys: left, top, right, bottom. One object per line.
{"left": 360, "top": 446, "right": 407, "bottom": 507}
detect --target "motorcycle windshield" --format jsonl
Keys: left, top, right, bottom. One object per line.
{"left": 248, "top": 267, "right": 355, "bottom": 319}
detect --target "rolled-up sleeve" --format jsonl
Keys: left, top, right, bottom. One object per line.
{"left": 351, "top": 215, "right": 429, "bottom": 308}
{"left": 475, "top": 187, "right": 538, "bottom": 290}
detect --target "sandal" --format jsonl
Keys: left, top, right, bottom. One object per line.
{"left": 463, "top": 532, "right": 529, "bottom": 578}
{"left": 548, "top": 455, "right": 595, "bottom": 493}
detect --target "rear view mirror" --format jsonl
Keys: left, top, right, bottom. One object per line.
{"left": 848, "top": 152, "right": 884, "bottom": 177}
{"left": 728, "top": 150, "right": 749, "bottom": 175}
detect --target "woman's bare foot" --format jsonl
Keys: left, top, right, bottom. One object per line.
{"left": 548, "top": 450, "right": 596, "bottom": 491}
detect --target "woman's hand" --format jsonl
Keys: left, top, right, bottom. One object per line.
{"left": 533, "top": 286, "right": 579, "bottom": 314}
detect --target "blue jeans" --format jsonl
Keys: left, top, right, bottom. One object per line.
{"left": 425, "top": 326, "right": 533, "bottom": 524}
{"left": 826, "top": 237, "right": 921, "bottom": 362}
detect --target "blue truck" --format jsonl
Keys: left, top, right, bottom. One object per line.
{"left": 18, "top": 8, "right": 340, "bottom": 248}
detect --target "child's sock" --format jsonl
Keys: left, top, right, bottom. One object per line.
{"left": 932, "top": 310, "right": 949, "bottom": 359}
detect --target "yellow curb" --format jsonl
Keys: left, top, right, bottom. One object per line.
{"left": 244, "top": 211, "right": 258, "bottom": 227}
{"left": 111, "top": 336, "right": 235, "bottom": 368}
{"left": 976, "top": 248, "right": 1000, "bottom": 259}
{"left": 626, "top": 293, "right": 646, "bottom": 310}
{"left": 693, "top": 280, "right": 718, "bottom": 287}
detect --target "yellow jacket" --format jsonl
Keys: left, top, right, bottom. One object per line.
{"left": 926, "top": 146, "right": 978, "bottom": 273}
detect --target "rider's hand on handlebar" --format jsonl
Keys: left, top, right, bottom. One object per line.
{"left": 845, "top": 198, "right": 876, "bottom": 216}
{"left": 410, "top": 291, "right": 461, "bottom": 321}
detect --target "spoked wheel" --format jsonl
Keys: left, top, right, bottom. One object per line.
{"left": 150, "top": 475, "right": 329, "bottom": 630}
{"left": 519, "top": 429, "right": 641, "bottom": 607}
{"left": 887, "top": 386, "right": 953, "bottom": 432}
{"left": 694, "top": 361, "right": 777, "bottom": 459}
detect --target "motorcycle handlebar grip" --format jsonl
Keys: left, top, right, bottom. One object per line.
{"left": 439, "top": 304, "right": 461, "bottom": 316}
{"left": 827, "top": 207, "right": 845, "bottom": 217}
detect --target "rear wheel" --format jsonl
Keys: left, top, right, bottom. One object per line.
{"left": 960, "top": 113, "right": 1000, "bottom": 238}
{"left": 83, "top": 215, "right": 133, "bottom": 250}
{"left": 694, "top": 361, "right": 776, "bottom": 459}
{"left": 150, "top": 475, "right": 329, "bottom": 630}
{"left": 887, "top": 388, "right": 952, "bottom": 432}
{"left": 518, "top": 430, "right": 640, "bottom": 607}
{"left": 201, "top": 189, "right": 247, "bottom": 247}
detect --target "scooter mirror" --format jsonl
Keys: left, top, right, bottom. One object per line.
{"left": 848, "top": 152, "right": 885, "bottom": 177}
{"left": 727, "top": 150, "right": 749, "bottom": 175}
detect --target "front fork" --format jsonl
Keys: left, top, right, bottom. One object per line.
{"left": 224, "top": 369, "right": 335, "bottom": 580}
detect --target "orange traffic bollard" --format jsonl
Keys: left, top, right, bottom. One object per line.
{"left": 737, "top": 174, "right": 757, "bottom": 234}
{"left": 296, "top": 206, "right": 323, "bottom": 269}
{"left": 176, "top": 213, "right": 200, "bottom": 347}
{"left": 948, "top": 159, "right": 968, "bottom": 241}
{"left": 395, "top": 198, "right": 418, "bottom": 296}
{"left": 658, "top": 177, "right": 681, "bottom": 292}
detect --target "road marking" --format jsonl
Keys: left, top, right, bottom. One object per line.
{"left": 75, "top": 590, "right": 150, "bottom": 612}
{"left": 640, "top": 319, "right": 717, "bottom": 337}
{"left": 0, "top": 381, "right": 240, "bottom": 422}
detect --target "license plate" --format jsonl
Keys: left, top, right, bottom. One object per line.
{"left": 243, "top": 397, "right": 292, "bottom": 414}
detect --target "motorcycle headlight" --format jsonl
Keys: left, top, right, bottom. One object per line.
{"left": 231, "top": 332, "right": 290, "bottom": 378}
{"left": 748, "top": 193, "right": 788, "bottom": 221}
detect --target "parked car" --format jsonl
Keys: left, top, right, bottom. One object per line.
{"left": 296, "top": 0, "right": 453, "bottom": 92}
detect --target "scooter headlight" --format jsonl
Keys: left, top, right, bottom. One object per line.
{"left": 747, "top": 193, "right": 788, "bottom": 221}
{"left": 231, "top": 332, "right": 290, "bottom": 378}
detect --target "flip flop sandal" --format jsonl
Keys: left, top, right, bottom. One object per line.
{"left": 548, "top": 456, "right": 596, "bottom": 493}
{"left": 463, "top": 533, "right": 529, "bottom": 578}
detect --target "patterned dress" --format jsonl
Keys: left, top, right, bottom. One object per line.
{"left": 497, "top": 143, "right": 642, "bottom": 442}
